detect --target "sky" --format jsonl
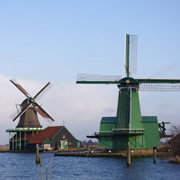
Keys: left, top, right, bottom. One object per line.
{"left": 0, "top": 0, "right": 180, "bottom": 144}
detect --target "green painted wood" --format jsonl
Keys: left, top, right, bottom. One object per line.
{"left": 137, "top": 79, "right": 180, "bottom": 83}
{"left": 116, "top": 89, "right": 130, "bottom": 129}
{"left": 128, "top": 90, "right": 145, "bottom": 149}
{"left": 77, "top": 78, "right": 180, "bottom": 85}
{"left": 142, "top": 116, "right": 160, "bottom": 148}
{"left": 76, "top": 80, "right": 121, "bottom": 84}
{"left": 77, "top": 141, "right": 81, "bottom": 148}
{"left": 98, "top": 87, "right": 160, "bottom": 150}
{"left": 125, "top": 34, "right": 130, "bottom": 77}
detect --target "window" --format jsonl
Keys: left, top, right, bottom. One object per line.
{"left": 63, "top": 135, "right": 66, "bottom": 139}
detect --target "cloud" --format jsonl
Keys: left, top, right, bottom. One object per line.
{"left": 1, "top": 74, "right": 180, "bottom": 145}
{"left": 140, "top": 91, "right": 180, "bottom": 126}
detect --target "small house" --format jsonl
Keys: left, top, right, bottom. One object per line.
{"left": 27, "top": 126, "right": 81, "bottom": 151}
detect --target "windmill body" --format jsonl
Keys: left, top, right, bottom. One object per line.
{"left": 16, "top": 99, "right": 42, "bottom": 128}
{"left": 77, "top": 34, "right": 180, "bottom": 150}
{"left": 97, "top": 77, "right": 158, "bottom": 150}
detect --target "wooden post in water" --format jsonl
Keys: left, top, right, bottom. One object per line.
{"left": 36, "top": 144, "right": 41, "bottom": 164}
{"left": 40, "top": 165, "right": 42, "bottom": 180}
{"left": 49, "top": 157, "right": 52, "bottom": 180}
{"left": 36, "top": 144, "right": 42, "bottom": 180}
{"left": 153, "top": 147, "right": 157, "bottom": 164}
{"left": 127, "top": 142, "right": 131, "bottom": 167}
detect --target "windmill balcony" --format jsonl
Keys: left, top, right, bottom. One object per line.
{"left": 112, "top": 128, "right": 144, "bottom": 135}
{"left": 6, "top": 127, "right": 44, "bottom": 132}
{"left": 94, "top": 128, "right": 144, "bottom": 137}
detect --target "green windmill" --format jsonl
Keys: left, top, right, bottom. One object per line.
{"left": 77, "top": 34, "right": 180, "bottom": 150}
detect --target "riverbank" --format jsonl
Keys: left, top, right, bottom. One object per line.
{"left": 54, "top": 149, "right": 173, "bottom": 158}
{"left": 0, "top": 146, "right": 173, "bottom": 156}
{"left": 0, "top": 145, "right": 175, "bottom": 158}
{"left": 169, "top": 155, "right": 180, "bottom": 164}
{"left": 0, "top": 145, "right": 8, "bottom": 152}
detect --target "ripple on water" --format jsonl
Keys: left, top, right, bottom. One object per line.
{"left": 0, "top": 153, "right": 180, "bottom": 180}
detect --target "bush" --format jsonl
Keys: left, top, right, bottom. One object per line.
{"left": 169, "top": 133, "right": 180, "bottom": 156}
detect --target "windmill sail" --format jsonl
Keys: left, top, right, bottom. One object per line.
{"left": 139, "top": 83, "right": 180, "bottom": 91}
{"left": 35, "top": 105, "right": 54, "bottom": 121}
{"left": 10, "top": 79, "right": 31, "bottom": 98}
{"left": 77, "top": 73, "right": 122, "bottom": 84}
{"left": 33, "top": 82, "right": 51, "bottom": 99}
{"left": 137, "top": 78, "right": 180, "bottom": 91}
{"left": 125, "top": 34, "right": 138, "bottom": 77}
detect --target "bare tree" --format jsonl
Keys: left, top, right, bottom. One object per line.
{"left": 169, "top": 124, "right": 180, "bottom": 156}
{"left": 170, "top": 124, "right": 180, "bottom": 136}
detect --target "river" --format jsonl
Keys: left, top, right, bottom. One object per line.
{"left": 0, "top": 152, "right": 180, "bottom": 180}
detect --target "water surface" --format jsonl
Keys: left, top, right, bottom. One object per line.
{"left": 0, "top": 152, "right": 180, "bottom": 180}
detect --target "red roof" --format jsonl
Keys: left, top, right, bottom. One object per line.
{"left": 28, "top": 126, "right": 63, "bottom": 144}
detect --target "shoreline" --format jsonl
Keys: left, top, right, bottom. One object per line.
{"left": 0, "top": 149, "right": 173, "bottom": 158}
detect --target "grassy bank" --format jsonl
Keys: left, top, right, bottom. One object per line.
{"left": 0, "top": 145, "right": 8, "bottom": 152}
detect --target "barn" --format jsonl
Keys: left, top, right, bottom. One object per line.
{"left": 27, "top": 126, "right": 81, "bottom": 151}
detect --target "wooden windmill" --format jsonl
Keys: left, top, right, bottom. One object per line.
{"left": 7, "top": 79, "right": 54, "bottom": 151}
{"left": 76, "top": 34, "right": 180, "bottom": 150}
{"left": 10, "top": 79, "right": 54, "bottom": 128}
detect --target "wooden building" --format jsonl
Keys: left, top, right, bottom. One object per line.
{"left": 28, "top": 126, "right": 81, "bottom": 151}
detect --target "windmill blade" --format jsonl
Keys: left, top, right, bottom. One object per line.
{"left": 12, "top": 103, "right": 32, "bottom": 121}
{"left": 10, "top": 104, "right": 21, "bottom": 120}
{"left": 76, "top": 73, "right": 122, "bottom": 84}
{"left": 139, "top": 83, "right": 180, "bottom": 91}
{"left": 34, "top": 104, "right": 54, "bottom": 121}
{"left": 125, "top": 34, "right": 138, "bottom": 77}
{"left": 129, "top": 34, "right": 138, "bottom": 74}
{"left": 10, "top": 110, "right": 20, "bottom": 121}
{"left": 10, "top": 79, "right": 31, "bottom": 98}
{"left": 33, "top": 82, "right": 51, "bottom": 100}
{"left": 137, "top": 78, "right": 180, "bottom": 91}
{"left": 137, "top": 78, "right": 180, "bottom": 84}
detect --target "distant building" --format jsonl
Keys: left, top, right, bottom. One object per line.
{"left": 7, "top": 126, "right": 81, "bottom": 151}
